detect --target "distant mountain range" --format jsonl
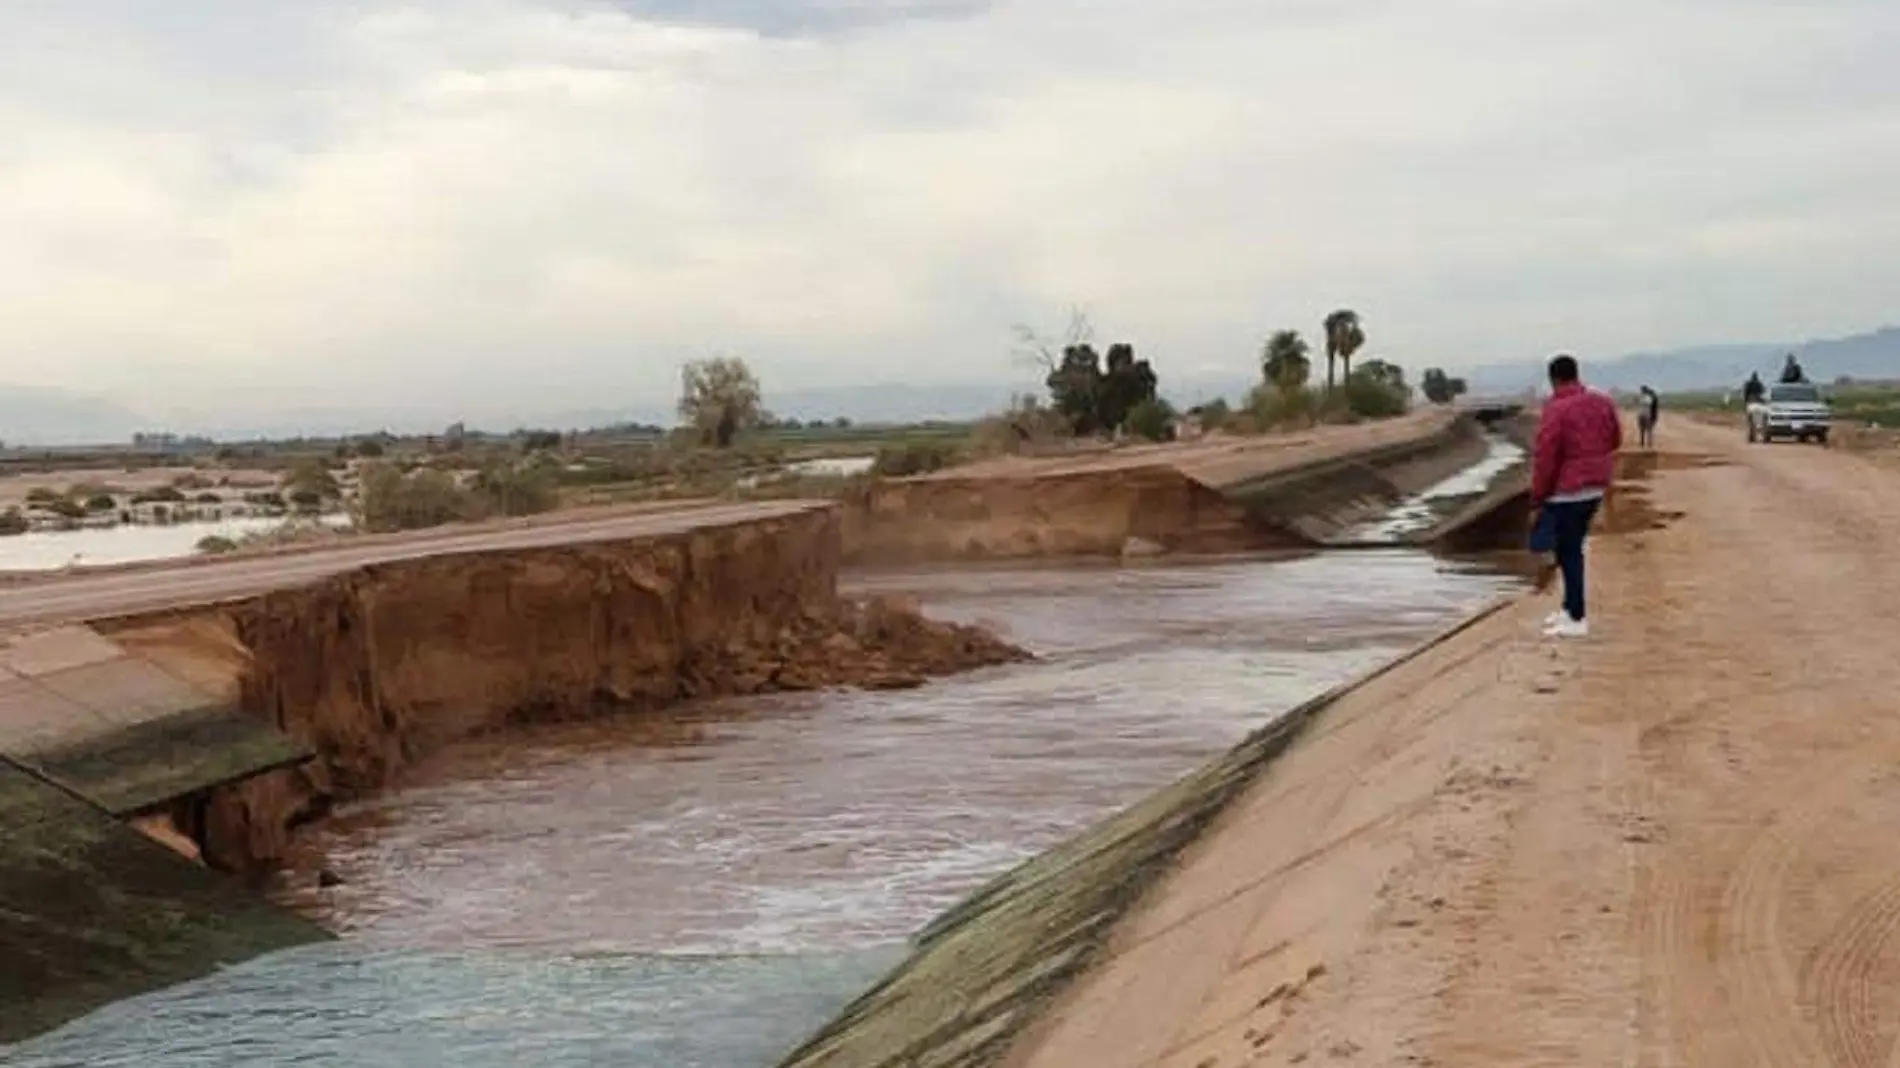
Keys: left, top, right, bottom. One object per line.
{"left": 1454, "top": 326, "right": 1900, "bottom": 395}
{"left": 5, "top": 327, "right": 1897, "bottom": 446}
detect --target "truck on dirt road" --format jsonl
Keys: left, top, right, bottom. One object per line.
{"left": 1747, "top": 381, "right": 1831, "bottom": 445}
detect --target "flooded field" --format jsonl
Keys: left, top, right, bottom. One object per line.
{"left": 0, "top": 515, "right": 351, "bottom": 571}
{"left": 7, "top": 551, "right": 1520, "bottom": 1068}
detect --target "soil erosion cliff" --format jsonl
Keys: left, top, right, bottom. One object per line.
{"left": 96, "top": 506, "right": 1026, "bottom": 872}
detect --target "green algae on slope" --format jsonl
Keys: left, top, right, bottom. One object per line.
{"left": 774, "top": 597, "right": 1515, "bottom": 1068}
{"left": 0, "top": 758, "right": 328, "bottom": 1045}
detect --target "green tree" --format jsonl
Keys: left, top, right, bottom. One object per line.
{"left": 518, "top": 429, "right": 563, "bottom": 453}
{"left": 1356, "top": 358, "right": 1407, "bottom": 394}
{"left": 1343, "top": 365, "right": 1410, "bottom": 419}
{"left": 1045, "top": 343, "right": 1106, "bottom": 433}
{"left": 1420, "top": 368, "right": 1469, "bottom": 405}
{"left": 678, "top": 356, "right": 764, "bottom": 448}
{"left": 1322, "top": 309, "right": 1366, "bottom": 392}
{"left": 1261, "top": 330, "right": 1312, "bottom": 394}
{"left": 1098, "top": 343, "right": 1159, "bottom": 432}
{"left": 1044, "top": 341, "right": 1159, "bottom": 435}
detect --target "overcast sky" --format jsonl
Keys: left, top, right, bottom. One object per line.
{"left": 3, "top": 0, "right": 1898, "bottom": 425}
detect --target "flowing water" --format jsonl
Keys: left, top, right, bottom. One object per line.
{"left": 6, "top": 550, "right": 1520, "bottom": 1068}
{"left": 1341, "top": 434, "right": 1527, "bottom": 544}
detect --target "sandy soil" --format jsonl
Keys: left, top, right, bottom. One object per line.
{"left": 1005, "top": 416, "right": 1900, "bottom": 1068}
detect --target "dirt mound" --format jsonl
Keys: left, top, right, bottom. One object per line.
{"left": 100, "top": 508, "right": 1028, "bottom": 872}
{"left": 841, "top": 465, "right": 1283, "bottom": 564}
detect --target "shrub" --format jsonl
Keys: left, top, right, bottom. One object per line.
{"left": 195, "top": 535, "right": 238, "bottom": 555}
{"left": 472, "top": 463, "right": 559, "bottom": 517}
{"left": 194, "top": 492, "right": 223, "bottom": 505}
{"left": 358, "top": 460, "right": 559, "bottom": 532}
{"left": 1197, "top": 398, "right": 1233, "bottom": 432}
{"left": 131, "top": 486, "right": 187, "bottom": 505}
{"left": 1341, "top": 372, "right": 1410, "bottom": 420}
{"left": 84, "top": 494, "right": 118, "bottom": 514}
{"left": 24, "top": 487, "right": 60, "bottom": 505}
{"left": 1125, "top": 397, "right": 1177, "bottom": 442}
{"left": 1248, "top": 384, "right": 1320, "bottom": 430}
{"left": 872, "top": 441, "right": 961, "bottom": 478}
{"left": 281, "top": 459, "right": 341, "bottom": 502}
{"left": 967, "top": 393, "right": 1072, "bottom": 456}
{"left": 359, "top": 464, "right": 470, "bottom": 532}
{"left": 171, "top": 472, "right": 215, "bottom": 491}
{"left": 44, "top": 498, "right": 87, "bottom": 520}
{"left": 0, "top": 508, "right": 25, "bottom": 536}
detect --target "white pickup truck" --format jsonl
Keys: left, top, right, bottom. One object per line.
{"left": 1747, "top": 381, "right": 1831, "bottom": 445}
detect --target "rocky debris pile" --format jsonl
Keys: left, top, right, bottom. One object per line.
{"left": 689, "top": 595, "right": 1032, "bottom": 696}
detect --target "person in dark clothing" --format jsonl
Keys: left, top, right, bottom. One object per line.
{"left": 1743, "top": 372, "right": 1766, "bottom": 405}
{"left": 1780, "top": 352, "right": 1807, "bottom": 384}
{"left": 1636, "top": 385, "right": 1660, "bottom": 448}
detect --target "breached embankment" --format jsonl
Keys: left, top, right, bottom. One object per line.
{"left": 90, "top": 505, "right": 1027, "bottom": 874}
{"left": 840, "top": 411, "right": 1508, "bottom": 564}
{"left": 2, "top": 502, "right": 1028, "bottom": 1045}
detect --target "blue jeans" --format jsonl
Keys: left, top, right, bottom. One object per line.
{"left": 1534, "top": 499, "right": 1600, "bottom": 620}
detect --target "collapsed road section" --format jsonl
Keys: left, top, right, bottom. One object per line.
{"left": 842, "top": 408, "right": 1539, "bottom": 565}
{"left": 840, "top": 410, "right": 1469, "bottom": 563}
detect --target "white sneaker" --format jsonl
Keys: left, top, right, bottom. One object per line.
{"left": 1543, "top": 615, "right": 1589, "bottom": 639}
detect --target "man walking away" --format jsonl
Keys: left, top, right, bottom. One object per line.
{"left": 1531, "top": 354, "right": 1622, "bottom": 638}
{"left": 1636, "top": 385, "right": 1660, "bottom": 448}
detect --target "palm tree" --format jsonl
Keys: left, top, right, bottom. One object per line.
{"left": 1322, "top": 309, "right": 1366, "bottom": 391}
{"left": 1261, "top": 330, "right": 1312, "bottom": 394}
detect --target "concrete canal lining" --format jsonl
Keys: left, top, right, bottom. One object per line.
{"left": 0, "top": 756, "right": 329, "bottom": 1045}
{"left": 773, "top": 598, "right": 1517, "bottom": 1068}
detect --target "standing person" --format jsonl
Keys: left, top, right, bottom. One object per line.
{"left": 1636, "top": 385, "right": 1660, "bottom": 448}
{"left": 1529, "top": 354, "right": 1623, "bottom": 638}
{"left": 1743, "top": 372, "right": 1766, "bottom": 405}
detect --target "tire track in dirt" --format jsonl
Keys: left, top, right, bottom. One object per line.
{"left": 1806, "top": 876, "right": 1900, "bottom": 1068}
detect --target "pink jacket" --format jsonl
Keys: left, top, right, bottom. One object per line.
{"left": 1532, "top": 383, "right": 1622, "bottom": 502}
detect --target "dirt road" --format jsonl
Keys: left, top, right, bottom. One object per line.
{"left": 0, "top": 500, "right": 824, "bottom": 629}
{"left": 914, "top": 409, "right": 1456, "bottom": 486}
{"left": 1004, "top": 417, "right": 1900, "bottom": 1068}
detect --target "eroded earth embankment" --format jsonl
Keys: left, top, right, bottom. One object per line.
{"left": 840, "top": 411, "right": 1496, "bottom": 564}
{"left": 93, "top": 505, "right": 1026, "bottom": 873}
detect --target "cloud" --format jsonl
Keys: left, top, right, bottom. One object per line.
{"left": 1, "top": 0, "right": 1897, "bottom": 428}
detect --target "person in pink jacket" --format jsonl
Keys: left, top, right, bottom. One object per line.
{"left": 1528, "top": 354, "right": 1623, "bottom": 637}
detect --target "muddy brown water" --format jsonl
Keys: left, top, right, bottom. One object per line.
{"left": 6, "top": 551, "right": 1521, "bottom": 1068}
